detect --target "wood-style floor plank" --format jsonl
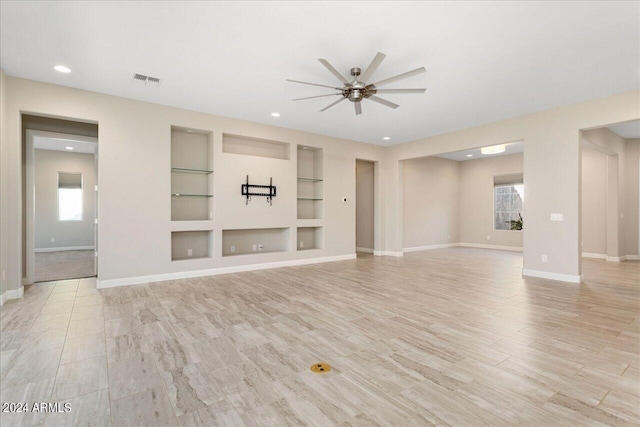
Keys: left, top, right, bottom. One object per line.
{"left": 0, "top": 248, "right": 638, "bottom": 426}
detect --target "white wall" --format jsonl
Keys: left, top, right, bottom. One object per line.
{"left": 624, "top": 138, "right": 640, "bottom": 257}
{"left": 0, "top": 73, "right": 638, "bottom": 291}
{"left": 2, "top": 76, "right": 384, "bottom": 290}
{"left": 402, "top": 156, "right": 459, "bottom": 249}
{"left": 581, "top": 146, "right": 607, "bottom": 256}
{"left": 384, "top": 90, "right": 639, "bottom": 282}
{"left": 356, "top": 160, "right": 374, "bottom": 251}
{"left": 0, "top": 70, "right": 8, "bottom": 295}
{"left": 459, "top": 153, "right": 524, "bottom": 248}
{"left": 34, "top": 149, "right": 95, "bottom": 250}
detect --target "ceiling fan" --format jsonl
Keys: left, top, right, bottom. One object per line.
{"left": 287, "top": 52, "right": 426, "bottom": 115}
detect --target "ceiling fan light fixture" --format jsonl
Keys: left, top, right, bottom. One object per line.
{"left": 288, "top": 52, "right": 426, "bottom": 115}
{"left": 481, "top": 144, "right": 506, "bottom": 155}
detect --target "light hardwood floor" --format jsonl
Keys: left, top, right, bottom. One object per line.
{"left": 1, "top": 248, "right": 638, "bottom": 426}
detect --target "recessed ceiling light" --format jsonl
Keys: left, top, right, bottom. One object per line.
{"left": 271, "top": 112, "right": 281, "bottom": 117}
{"left": 466, "top": 154, "right": 473, "bottom": 157}
{"left": 54, "top": 65, "right": 71, "bottom": 73}
{"left": 383, "top": 136, "right": 391, "bottom": 140}
{"left": 65, "top": 146, "right": 74, "bottom": 150}
{"left": 186, "top": 130, "right": 193, "bottom": 133}
{"left": 481, "top": 144, "right": 506, "bottom": 155}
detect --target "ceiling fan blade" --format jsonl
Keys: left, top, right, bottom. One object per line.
{"left": 375, "top": 88, "right": 426, "bottom": 94}
{"left": 293, "top": 93, "right": 342, "bottom": 101}
{"left": 368, "top": 95, "right": 399, "bottom": 109}
{"left": 355, "top": 102, "right": 362, "bottom": 115}
{"left": 359, "top": 52, "right": 386, "bottom": 83}
{"left": 286, "top": 79, "right": 342, "bottom": 90}
{"left": 371, "top": 67, "right": 426, "bottom": 87}
{"left": 318, "top": 59, "right": 350, "bottom": 84}
{"left": 320, "top": 97, "right": 346, "bottom": 112}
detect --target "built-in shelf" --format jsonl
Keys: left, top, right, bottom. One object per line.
{"left": 297, "top": 145, "right": 323, "bottom": 220}
{"left": 222, "top": 228, "right": 290, "bottom": 257}
{"left": 171, "top": 167, "right": 213, "bottom": 175}
{"left": 297, "top": 227, "right": 323, "bottom": 251}
{"left": 223, "top": 249, "right": 285, "bottom": 258}
{"left": 171, "top": 126, "right": 214, "bottom": 221}
{"left": 171, "top": 230, "right": 213, "bottom": 261}
{"left": 223, "top": 134, "right": 290, "bottom": 160}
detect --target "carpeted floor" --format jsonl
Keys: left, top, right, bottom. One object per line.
{"left": 34, "top": 250, "right": 95, "bottom": 282}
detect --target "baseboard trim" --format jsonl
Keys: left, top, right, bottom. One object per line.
{"left": 582, "top": 253, "right": 639, "bottom": 262}
{"left": 460, "top": 243, "right": 523, "bottom": 252}
{"left": 522, "top": 268, "right": 581, "bottom": 284}
{"left": 404, "top": 243, "right": 459, "bottom": 252}
{"left": 0, "top": 286, "right": 25, "bottom": 306}
{"left": 35, "top": 246, "right": 94, "bottom": 253}
{"left": 582, "top": 252, "right": 607, "bottom": 259}
{"left": 356, "top": 247, "right": 374, "bottom": 254}
{"left": 379, "top": 251, "right": 404, "bottom": 257}
{"left": 97, "top": 254, "right": 357, "bottom": 289}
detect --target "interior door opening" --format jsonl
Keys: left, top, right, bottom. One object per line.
{"left": 23, "top": 115, "right": 98, "bottom": 284}
{"left": 356, "top": 159, "right": 376, "bottom": 257}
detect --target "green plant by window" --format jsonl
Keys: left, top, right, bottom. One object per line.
{"left": 509, "top": 213, "right": 523, "bottom": 230}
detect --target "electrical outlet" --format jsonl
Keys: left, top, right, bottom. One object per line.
{"left": 542, "top": 254, "right": 548, "bottom": 262}
{"left": 230, "top": 245, "right": 235, "bottom": 253}
{"left": 486, "top": 235, "right": 491, "bottom": 241}
{"left": 550, "top": 213, "right": 563, "bottom": 221}
{"left": 253, "top": 244, "right": 257, "bottom": 251}
{"left": 50, "top": 237, "right": 55, "bottom": 243}
{"left": 300, "top": 241, "right": 304, "bottom": 248}
{"left": 258, "top": 244, "right": 263, "bottom": 251}
{"left": 448, "top": 234, "right": 451, "bottom": 239}
{"left": 187, "top": 249, "right": 193, "bottom": 256}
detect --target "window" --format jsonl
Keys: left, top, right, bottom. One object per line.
{"left": 494, "top": 174, "right": 523, "bottom": 230}
{"left": 58, "top": 172, "right": 83, "bottom": 221}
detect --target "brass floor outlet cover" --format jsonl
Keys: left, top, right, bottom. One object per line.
{"left": 310, "top": 363, "right": 331, "bottom": 373}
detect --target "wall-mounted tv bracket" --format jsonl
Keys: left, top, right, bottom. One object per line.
{"left": 241, "top": 175, "right": 276, "bottom": 205}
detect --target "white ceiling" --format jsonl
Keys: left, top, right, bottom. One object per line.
{"left": 34, "top": 136, "right": 97, "bottom": 154}
{"left": 1, "top": 2, "right": 638, "bottom": 146}
{"left": 608, "top": 120, "right": 640, "bottom": 139}
{"left": 436, "top": 141, "right": 524, "bottom": 162}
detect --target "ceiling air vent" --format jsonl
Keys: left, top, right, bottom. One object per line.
{"left": 147, "top": 76, "right": 161, "bottom": 87}
{"left": 132, "top": 73, "right": 162, "bottom": 86}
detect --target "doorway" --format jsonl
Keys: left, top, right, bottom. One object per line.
{"left": 400, "top": 141, "right": 525, "bottom": 259}
{"left": 356, "top": 159, "right": 376, "bottom": 256}
{"left": 580, "top": 121, "right": 640, "bottom": 282}
{"left": 25, "top": 129, "right": 98, "bottom": 283}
